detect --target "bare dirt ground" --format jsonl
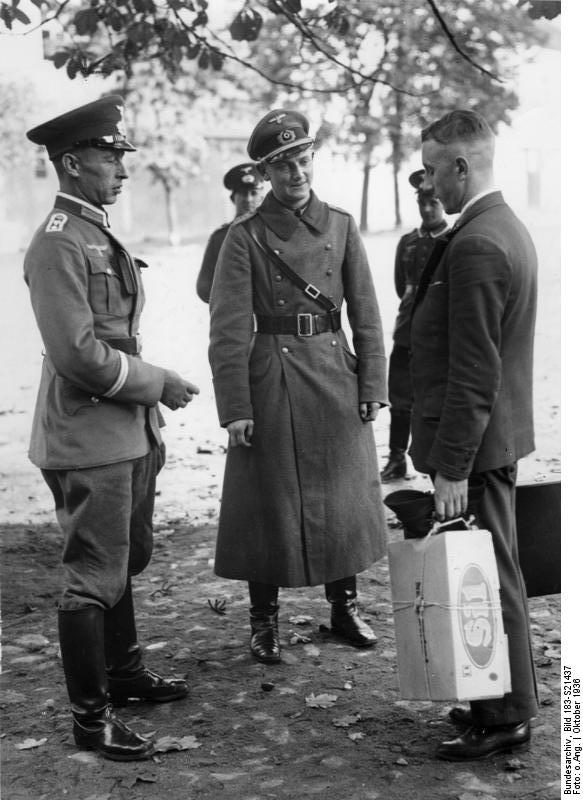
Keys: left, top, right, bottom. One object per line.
{"left": 0, "top": 225, "right": 561, "bottom": 800}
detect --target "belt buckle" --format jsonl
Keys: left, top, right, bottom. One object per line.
{"left": 297, "top": 313, "right": 314, "bottom": 336}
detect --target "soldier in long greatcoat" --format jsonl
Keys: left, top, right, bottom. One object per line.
{"left": 208, "top": 109, "right": 388, "bottom": 664}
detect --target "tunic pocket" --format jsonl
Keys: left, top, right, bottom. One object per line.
{"left": 58, "top": 377, "right": 97, "bottom": 416}
{"left": 87, "top": 257, "right": 131, "bottom": 317}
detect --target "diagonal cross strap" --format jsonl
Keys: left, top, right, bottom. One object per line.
{"left": 244, "top": 220, "right": 338, "bottom": 314}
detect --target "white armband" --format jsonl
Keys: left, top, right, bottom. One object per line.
{"left": 103, "top": 350, "right": 129, "bottom": 398}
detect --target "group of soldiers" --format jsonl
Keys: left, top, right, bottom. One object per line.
{"left": 23, "top": 96, "right": 538, "bottom": 764}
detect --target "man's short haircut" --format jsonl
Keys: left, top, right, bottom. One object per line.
{"left": 421, "top": 110, "right": 494, "bottom": 145}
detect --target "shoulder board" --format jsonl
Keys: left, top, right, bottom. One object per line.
{"left": 231, "top": 209, "right": 258, "bottom": 227}
{"left": 45, "top": 212, "right": 69, "bottom": 233}
{"left": 327, "top": 203, "right": 351, "bottom": 217}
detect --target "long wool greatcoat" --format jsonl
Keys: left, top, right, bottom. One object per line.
{"left": 208, "top": 191, "right": 388, "bottom": 587}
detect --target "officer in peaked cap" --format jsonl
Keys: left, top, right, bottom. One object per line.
{"left": 208, "top": 108, "right": 388, "bottom": 665}
{"left": 379, "top": 167, "right": 448, "bottom": 484}
{"left": 196, "top": 162, "right": 264, "bottom": 303}
{"left": 23, "top": 96, "right": 199, "bottom": 761}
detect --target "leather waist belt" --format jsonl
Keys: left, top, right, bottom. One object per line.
{"left": 102, "top": 335, "right": 142, "bottom": 355}
{"left": 256, "top": 311, "right": 341, "bottom": 337}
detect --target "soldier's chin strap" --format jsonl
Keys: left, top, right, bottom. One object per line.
{"left": 243, "top": 220, "right": 338, "bottom": 314}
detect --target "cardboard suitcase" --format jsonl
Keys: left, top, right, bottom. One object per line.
{"left": 388, "top": 528, "right": 511, "bottom": 701}
{"left": 516, "top": 480, "right": 561, "bottom": 597}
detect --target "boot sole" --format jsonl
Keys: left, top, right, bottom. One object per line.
{"left": 75, "top": 740, "right": 155, "bottom": 761}
{"left": 330, "top": 626, "right": 377, "bottom": 648}
{"left": 109, "top": 691, "right": 188, "bottom": 706}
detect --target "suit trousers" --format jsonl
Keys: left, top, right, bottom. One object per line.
{"left": 388, "top": 343, "right": 412, "bottom": 412}
{"left": 42, "top": 450, "right": 158, "bottom": 611}
{"left": 468, "top": 463, "right": 539, "bottom": 726}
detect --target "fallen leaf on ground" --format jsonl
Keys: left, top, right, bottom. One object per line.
{"left": 305, "top": 693, "right": 338, "bottom": 709}
{"left": 15, "top": 737, "right": 47, "bottom": 750}
{"left": 333, "top": 714, "right": 361, "bottom": 728}
{"left": 348, "top": 732, "right": 365, "bottom": 742}
{"left": 288, "top": 615, "right": 313, "bottom": 625}
{"left": 154, "top": 735, "right": 202, "bottom": 753}
{"left": 289, "top": 631, "right": 312, "bottom": 645}
{"left": 207, "top": 598, "right": 227, "bottom": 615}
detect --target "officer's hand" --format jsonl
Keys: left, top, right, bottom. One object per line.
{"left": 359, "top": 402, "right": 381, "bottom": 422}
{"left": 433, "top": 472, "right": 468, "bottom": 521}
{"left": 227, "top": 419, "right": 254, "bottom": 447}
{"left": 160, "top": 370, "right": 200, "bottom": 411}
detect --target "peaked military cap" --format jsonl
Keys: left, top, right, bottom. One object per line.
{"left": 247, "top": 108, "right": 314, "bottom": 163}
{"left": 409, "top": 168, "right": 437, "bottom": 200}
{"left": 223, "top": 162, "right": 264, "bottom": 193}
{"left": 26, "top": 95, "right": 136, "bottom": 160}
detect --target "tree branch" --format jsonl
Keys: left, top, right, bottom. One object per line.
{"left": 424, "top": 0, "right": 503, "bottom": 83}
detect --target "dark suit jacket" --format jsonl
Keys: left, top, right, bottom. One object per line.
{"left": 409, "top": 191, "right": 537, "bottom": 480}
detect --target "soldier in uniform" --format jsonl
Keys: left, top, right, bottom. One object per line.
{"left": 411, "top": 110, "right": 538, "bottom": 760}
{"left": 208, "top": 108, "right": 388, "bottom": 664}
{"left": 196, "top": 163, "right": 264, "bottom": 303}
{"left": 380, "top": 170, "right": 448, "bottom": 482}
{"left": 24, "top": 96, "right": 199, "bottom": 761}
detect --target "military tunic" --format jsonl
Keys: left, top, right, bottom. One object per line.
{"left": 24, "top": 192, "right": 166, "bottom": 470}
{"left": 209, "top": 191, "right": 388, "bottom": 587}
{"left": 196, "top": 223, "right": 230, "bottom": 303}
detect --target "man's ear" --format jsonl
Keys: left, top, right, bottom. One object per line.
{"left": 257, "top": 162, "right": 269, "bottom": 181}
{"left": 455, "top": 156, "right": 470, "bottom": 180}
{"left": 61, "top": 152, "right": 81, "bottom": 178}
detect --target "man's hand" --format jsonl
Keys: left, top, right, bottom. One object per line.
{"left": 160, "top": 370, "right": 199, "bottom": 411}
{"left": 433, "top": 472, "right": 468, "bottom": 521}
{"left": 359, "top": 402, "right": 381, "bottom": 422}
{"left": 226, "top": 418, "right": 254, "bottom": 447}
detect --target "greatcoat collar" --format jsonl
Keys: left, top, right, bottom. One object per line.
{"left": 257, "top": 190, "right": 330, "bottom": 241}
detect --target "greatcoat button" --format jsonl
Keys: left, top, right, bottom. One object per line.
{"left": 277, "top": 299, "right": 285, "bottom": 306}
{"left": 325, "top": 244, "right": 332, "bottom": 250}
{"left": 275, "top": 274, "right": 282, "bottom": 281}
{"left": 274, "top": 249, "right": 281, "bottom": 255}
{"left": 331, "top": 340, "right": 338, "bottom": 346}
{"left": 281, "top": 347, "right": 289, "bottom": 354}
{"left": 106, "top": 268, "right": 113, "bottom": 275}
{"left": 326, "top": 269, "right": 332, "bottom": 275}
{"left": 90, "top": 395, "right": 100, "bottom": 404}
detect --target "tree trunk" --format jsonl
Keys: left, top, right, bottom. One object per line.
{"left": 360, "top": 155, "right": 371, "bottom": 233}
{"left": 392, "top": 152, "right": 401, "bottom": 229}
{"left": 162, "top": 181, "right": 181, "bottom": 246}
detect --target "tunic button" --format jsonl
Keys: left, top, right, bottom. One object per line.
{"left": 325, "top": 244, "right": 332, "bottom": 250}
{"left": 90, "top": 395, "right": 100, "bottom": 404}
{"left": 331, "top": 340, "right": 338, "bottom": 347}
{"left": 326, "top": 269, "right": 333, "bottom": 275}
{"left": 106, "top": 268, "right": 113, "bottom": 275}
{"left": 275, "top": 274, "right": 282, "bottom": 282}
{"left": 282, "top": 347, "right": 289, "bottom": 354}
{"left": 277, "top": 299, "right": 285, "bottom": 306}
{"left": 274, "top": 249, "right": 281, "bottom": 255}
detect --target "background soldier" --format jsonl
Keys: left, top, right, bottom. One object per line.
{"left": 411, "top": 109, "right": 539, "bottom": 760}
{"left": 24, "top": 96, "right": 199, "bottom": 761}
{"left": 208, "top": 108, "right": 387, "bottom": 664}
{"left": 380, "top": 170, "right": 448, "bottom": 483}
{"left": 196, "top": 162, "right": 264, "bottom": 303}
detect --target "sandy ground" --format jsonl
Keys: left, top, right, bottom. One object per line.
{"left": 0, "top": 223, "right": 562, "bottom": 799}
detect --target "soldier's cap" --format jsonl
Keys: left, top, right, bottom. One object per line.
{"left": 26, "top": 95, "right": 136, "bottom": 160}
{"left": 247, "top": 108, "right": 314, "bottom": 164}
{"left": 223, "top": 162, "right": 264, "bottom": 193}
{"left": 409, "top": 168, "right": 437, "bottom": 201}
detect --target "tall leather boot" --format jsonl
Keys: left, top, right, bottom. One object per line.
{"left": 380, "top": 409, "right": 411, "bottom": 482}
{"left": 325, "top": 576, "right": 377, "bottom": 648}
{"left": 58, "top": 607, "right": 154, "bottom": 761}
{"left": 105, "top": 580, "right": 188, "bottom": 704}
{"left": 249, "top": 582, "right": 280, "bottom": 664}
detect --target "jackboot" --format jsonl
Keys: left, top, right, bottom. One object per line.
{"left": 249, "top": 581, "right": 280, "bottom": 663}
{"left": 325, "top": 576, "right": 377, "bottom": 647}
{"left": 58, "top": 607, "right": 154, "bottom": 761}
{"left": 380, "top": 410, "right": 410, "bottom": 482}
{"left": 105, "top": 581, "right": 188, "bottom": 704}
